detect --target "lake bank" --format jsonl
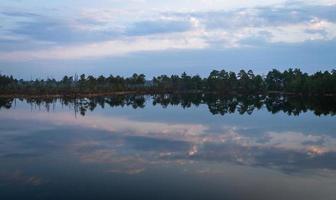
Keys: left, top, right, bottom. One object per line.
{"left": 1, "top": 90, "right": 336, "bottom": 99}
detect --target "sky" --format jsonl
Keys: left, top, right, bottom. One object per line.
{"left": 0, "top": 0, "right": 335, "bottom": 79}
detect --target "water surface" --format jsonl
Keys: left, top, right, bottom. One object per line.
{"left": 1, "top": 95, "right": 336, "bottom": 200}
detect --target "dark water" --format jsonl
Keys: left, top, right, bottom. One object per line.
{"left": 1, "top": 94, "right": 336, "bottom": 200}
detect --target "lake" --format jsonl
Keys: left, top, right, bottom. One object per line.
{"left": 1, "top": 94, "right": 336, "bottom": 200}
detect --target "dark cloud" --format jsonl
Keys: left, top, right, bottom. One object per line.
{"left": 125, "top": 136, "right": 190, "bottom": 152}
{"left": 1, "top": 10, "right": 119, "bottom": 44}
{"left": 2, "top": 11, "right": 193, "bottom": 44}
{"left": 11, "top": 18, "right": 117, "bottom": 44}
{"left": 0, "top": 10, "right": 40, "bottom": 18}
{"left": 12, "top": 19, "right": 78, "bottom": 42}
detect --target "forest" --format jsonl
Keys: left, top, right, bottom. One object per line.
{"left": 1, "top": 68, "right": 336, "bottom": 96}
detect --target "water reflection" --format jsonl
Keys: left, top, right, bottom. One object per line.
{"left": 1, "top": 94, "right": 336, "bottom": 116}
{"left": 1, "top": 94, "right": 336, "bottom": 200}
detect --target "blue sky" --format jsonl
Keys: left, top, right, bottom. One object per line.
{"left": 0, "top": 0, "right": 335, "bottom": 79}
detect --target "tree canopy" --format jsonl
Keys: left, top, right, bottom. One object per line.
{"left": 1, "top": 69, "right": 335, "bottom": 95}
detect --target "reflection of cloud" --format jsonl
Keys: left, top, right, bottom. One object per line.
{"left": 106, "top": 168, "right": 145, "bottom": 175}
{"left": 188, "top": 145, "right": 198, "bottom": 156}
{"left": 2, "top": 110, "right": 336, "bottom": 156}
{"left": 307, "top": 146, "right": 327, "bottom": 157}
{"left": 0, "top": 110, "right": 208, "bottom": 143}
{"left": 260, "top": 131, "right": 335, "bottom": 155}
{"left": 0, "top": 170, "right": 43, "bottom": 186}
{"left": 79, "top": 149, "right": 146, "bottom": 175}
{"left": 2, "top": 109, "right": 336, "bottom": 174}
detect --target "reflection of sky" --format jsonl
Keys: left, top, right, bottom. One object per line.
{"left": 1, "top": 100, "right": 336, "bottom": 199}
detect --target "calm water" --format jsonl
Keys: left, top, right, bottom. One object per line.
{"left": 1, "top": 94, "right": 336, "bottom": 200}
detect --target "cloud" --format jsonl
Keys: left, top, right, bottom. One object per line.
{"left": 1, "top": 21, "right": 335, "bottom": 61}
{"left": 126, "top": 19, "right": 193, "bottom": 36}
{"left": 0, "top": 0, "right": 335, "bottom": 78}
{"left": 0, "top": 32, "right": 208, "bottom": 61}
{"left": 1, "top": 14, "right": 119, "bottom": 44}
{"left": 0, "top": 2, "right": 335, "bottom": 61}
{"left": 256, "top": 4, "right": 336, "bottom": 25}
{"left": 12, "top": 19, "right": 76, "bottom": 43}
{"left": 0, "top": 10, "right": 40, "bottom": 18}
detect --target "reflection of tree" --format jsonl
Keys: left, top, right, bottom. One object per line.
{"left": 1, "top": 94, "right": 336, "bottom": 116}
{"left": 264, "top": 95, "right": 336, "bottom": 116}
{"left": 0, "top": 98, "right": 13, "bottom": 109}
{"left": 152, "top": 93, "right": 203, "bottom": 109}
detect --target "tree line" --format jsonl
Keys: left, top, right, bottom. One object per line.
{"left": 1, "top": 68, "right": 336, "bottom": 95}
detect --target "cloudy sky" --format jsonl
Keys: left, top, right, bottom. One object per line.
{"left": 0, "top": 0, "right": 335, "bottom": 79}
